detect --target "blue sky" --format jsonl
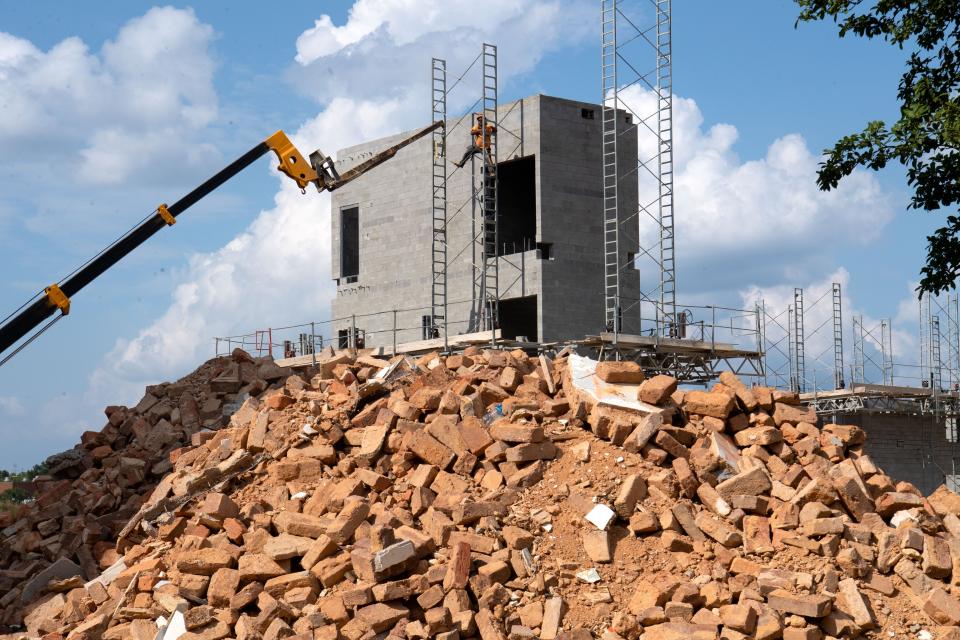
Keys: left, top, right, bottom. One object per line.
{"left": 0, "top": 1, "right": 932, "bottom": 469}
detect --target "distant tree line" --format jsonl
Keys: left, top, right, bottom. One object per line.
{"left": 0, "top": 463, "right": 47, "bottom": 482}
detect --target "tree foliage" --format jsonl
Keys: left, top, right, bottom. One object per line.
{"left": 0, "top": 463, "right": 47, "bottom": 482}
{"left": 0, "top": 488, "right": 29, "bottom": 505}
{"left": 796, "top": 0, "right": 960, "bottom": 295}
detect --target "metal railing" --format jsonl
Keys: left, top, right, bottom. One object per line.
{"left": 212, "top": 296, "right": 497, "bottom": 361}
{"left": 610, "top": 294, "right": 762, "bottom": 352}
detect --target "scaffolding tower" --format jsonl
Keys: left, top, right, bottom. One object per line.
{"left": 598, "top": 0, "right": 676, "bottom": 337}
{"left": 930, "top": 293, "right": 960, "bottom": 390}
{"left": 430, "top": 58, "right": 448, "bottom": 339}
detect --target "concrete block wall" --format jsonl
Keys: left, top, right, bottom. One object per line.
{"left": 537, "top": 96, "right": 640, "bottom": 341}
{"left": 330, "top": 94, "right": 640, "bottom": 347}
{"left": 842, "top": 413, "right": 959, "bottom": 495}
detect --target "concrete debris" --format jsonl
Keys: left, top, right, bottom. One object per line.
{"left": 1, "top": 348, "right": 959, "bottom": 640}
{"left": 575, "top": 568, "right": 602, "bottom": 584}
{"left": 584, "top": 504, "right": 616, "bottom": 531}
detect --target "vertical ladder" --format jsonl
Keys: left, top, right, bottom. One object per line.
{"left": 948, "top": 294, "right": 960, "bottom": 389}
{"left": 933, "top": 314, "right": 943, "bottom": 391}
{"left": 787, "top": 305, "right": 795, "bottom": 391}
{"left": 832, "top": 282, "right": 844, "bottom": 389}
{"left": 852, "top": 315, "right": 866, "bottom": 384}
{"left": 656, "top": 0, "right": 676, "bottom": 336}
{"left": 601, "top": 0, "right": 620, "bottom": 333}
{"left": 758, "top": 301, "right": 769, "bottom": 387}
{"left": 793, "top": 288, "right": 805, "bottom": 393}
{"left": 475, "top": 43, "right": 499, "bottom": 332}
{"left": 921, "top": 296, "right": 932, "bottom": 385}
{"left": 881, "top": 319, "right": 894, "bottom": 385}
{"left": 430, "top": 58, "right": 447, "bottom": 339}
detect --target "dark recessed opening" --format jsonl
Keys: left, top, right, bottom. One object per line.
{"left": 626, "top": 252, "right": 637, "bottom": 270}
{"left": 536, "top": 242, "right": 552, "bottom": 260}
{"left": 581, "top": 108, "right": 595, "bottom": 120}
{"left": 340, "top": 206, "right": 359, "bottom": 280}
{"left": 496, "top": 155, "right": 536, "bottom": 256}
{"left": 338, "top": 328, "right": 364, "bottom": 349}
{"left": 498, "top": 295, "right": 538, "bottom": 342}
{"left": 421, "top": 315, "right": 439, "bottom": 340}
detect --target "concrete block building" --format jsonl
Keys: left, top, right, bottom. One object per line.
{"left": 330, "top": 94, "right": 639, "bottom": 348}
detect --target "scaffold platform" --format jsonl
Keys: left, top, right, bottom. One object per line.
{"left": 588, "top": 332, "right": 764, "bottom": 384}
{"left": 801, "top": 383, "right": 960, "bottom": 416}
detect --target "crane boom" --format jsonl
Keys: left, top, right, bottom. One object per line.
{"left": 0, "top": 122, "right": 441, "bottom": 364}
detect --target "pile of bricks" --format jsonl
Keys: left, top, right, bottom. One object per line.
{"left": 560, "top": 361, "right": 960, "bottom": 639}
{"left": 0, "top": 349, "right": 293, "bottom": 628}
{"left": 10, "top": 347, "right": 569, "bottom": 639}
{"left": 6, "top": 348, "right": 960, "bottom": 640}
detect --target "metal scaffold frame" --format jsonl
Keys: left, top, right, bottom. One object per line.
{"left": 852, "top": 315, "right": 866, "bottom": 385}
{"left": 947, "top": 294, "right": 960, "bottom": 389}
{"left": 881, "top": 319, "right": 894, "bottom": 385}
{"left": 933, "top": 314, "right": 944, "bottom": 391}
{"left": 928, "top": 293, "right": 960, "bottom": 391}
{"left": 850, "top": 314, "right": 892, "bottom": 387}
{"left": 655, "top": 0, "right": 676, "bottom": 335}
{"left": 430, "top": 58, "right": 448, "bottom": 340}
{"left": 594, "top": 2, "right": 763, "bottom": 382}
{"left": 792, "top": 288, "right": 805, "bottom": 392}
{"left": 760, "top": 301, "right": 791, "bottom": 388}
{"left": 475, "top": 43, "right": 499, "bottom": 332}
{"left": 598, "top": 0, "right": 676, "bottom": 338}
{"left": 801, "top": 283, "right": 845, "bottom": 391}
{"left": 921, "top": 294, "right": 932, "bottom": 386}
{"left": 832, "top": 283, "right": 844, "bottom": 388}
{"left": 425, "top": 43, "right": 511, "bottom": 339}
{"left": 601, "top": 0, "right": 621, "bottom": 334}
{"left": 760, "top": 282, "right": 862, "bottom": 393}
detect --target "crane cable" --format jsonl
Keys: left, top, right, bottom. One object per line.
{"left": 0, "top": 207, "right": 161, "bottom": 368}
{"left": 0, "top": 314, "right": 65, "bottom": 368}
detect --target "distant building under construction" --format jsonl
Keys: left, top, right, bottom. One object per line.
{"left": 330, "top": 94, "right": 640, "bottom": 348}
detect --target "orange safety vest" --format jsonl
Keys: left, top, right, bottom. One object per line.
{"left": 471, "top": 118, "right": 496, "bottom": 149}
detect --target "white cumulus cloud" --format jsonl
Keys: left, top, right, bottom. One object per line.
{"left": 0, "top": 6, "right": 219, "bottom": 186}
{"left": 295, "top": 0, "right": 582, "bottom": 65}
{"left": 0, "top": 396, "right": 24, "bottom": 416}
{"left": 620, "top": 86, "right": 895, "bottom": 296}
{"left": 292, "top": 0, "right": 592, "bottom": 106}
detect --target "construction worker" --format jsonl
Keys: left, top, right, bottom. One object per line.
{"left": 454, "top": 113, "right": 496, "bottom": 168}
